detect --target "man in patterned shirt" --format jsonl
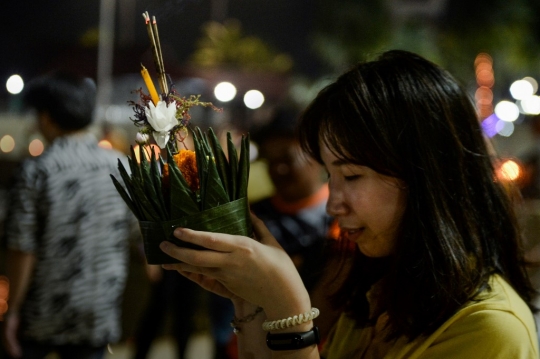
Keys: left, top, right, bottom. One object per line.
{"left": 1, "top": 71, "right": 137, "bottom": 359}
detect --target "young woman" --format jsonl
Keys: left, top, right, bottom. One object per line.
{"left": 159, "top": 50, "right": 539, "bottom": 358}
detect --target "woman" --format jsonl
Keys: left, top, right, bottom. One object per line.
{"left": 159, "top": 50, "right": 539, "bottom": 358}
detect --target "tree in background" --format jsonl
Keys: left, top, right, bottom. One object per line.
{"left": 311, "top": 0, "right": 540, "bottom": 87}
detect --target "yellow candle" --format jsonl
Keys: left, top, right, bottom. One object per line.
{"left": 140, "top": 64, "right": 160, "bottom": 105}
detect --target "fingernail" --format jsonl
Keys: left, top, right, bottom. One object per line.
{"left": 159, "top": 241, "right": 170, "bottom": 251}
{"left": 173, "top": 227, "right": 183, "bottom": 237}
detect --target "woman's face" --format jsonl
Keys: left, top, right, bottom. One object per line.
{"left": 321, "top": 142, "right": 407, "bottom": 257}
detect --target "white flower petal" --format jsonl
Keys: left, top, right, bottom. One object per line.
{"left": 153, "top": 131, "right": 170, "bottom": 149}
{"left": 145, "top": 101, "right": 177, "bottom": 132}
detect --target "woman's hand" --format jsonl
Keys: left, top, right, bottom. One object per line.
{"left": 160, "top": 214, "right": 311, "bottom": 318}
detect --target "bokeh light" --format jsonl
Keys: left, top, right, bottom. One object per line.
{"left": 474, "top": 53, "right": 495, "bottom": 119}
{"left": 494, "top": 100, "right": 519, "bottom": 122}
{"left": 475, "top": 86, "right": 493, "bottom": 104}
{"left": 497, "top": 159, "right": 521, "bottom": 182}
{"left": 509, "top": 79, "right": 534, "bottom": 100}
{"left": 214, "top": 82, "right": 237, "bottom": 102}
{"left": 520, "top": 96, "right": 540, "bottom": 115}
{"left": 0, "top": 135, "right": 15, "bottom": 153}
{"left": 98, "top": 139, "right": 113, "bottom": 149}
{"left": 523, "top": 77, "right": 538, "bottom": 94}
{"left": 29, "top": 139, "right": 44, "bottom": 157}
{"left": 481, "top": 113, "right": 498, "bottom": 138}
{"left": 495, "top": 119, "right": 514, "bottom": 137}
{"left": 243, "top": 90, "right": 265, "bottom": 109}
{"left": 6, "top": 74, "right": 24, "bottom": 95}
{"left": 474, "top": 52, "right": 493, "bottom": 67}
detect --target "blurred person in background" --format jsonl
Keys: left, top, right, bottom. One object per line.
{"left": 0, "top": 71, "right": 137, "bottom": 359}
{"left": 131, "top": 264, "right": 202, "bottom": 359}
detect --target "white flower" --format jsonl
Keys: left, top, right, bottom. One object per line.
{"left": 145, "top": 100, "right": 177, "bottom": 132}
{"left": 135, "top": 132, "right": 149, "bottom": 144}
{"left": 145, "top": 100, "right": 177, "bottom": 149}
{"left": 152, "top": 131, "right": 170, "bottom": 149}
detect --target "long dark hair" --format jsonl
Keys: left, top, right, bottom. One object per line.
{"left": 298, "top": 50, "right": 536, "bottom": 340}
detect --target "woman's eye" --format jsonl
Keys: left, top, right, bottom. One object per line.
{"left": 344, "top": 174, "right": 361, "bottom": 181}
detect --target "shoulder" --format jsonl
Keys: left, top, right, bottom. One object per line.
{"left": 426, "top": 308, "right": 538, "bottom": 358}
{"left": 425, "top": 275, "right": 538, "bottom": 358}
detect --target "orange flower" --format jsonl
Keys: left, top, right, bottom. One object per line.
{"left": 173, "top": 150, "right": 199, "bottom": 191}
{"left": 162, "top": 149, "right": 199, "bottom": 192}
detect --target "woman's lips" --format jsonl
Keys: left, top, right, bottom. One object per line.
{"left": 342, "top": 227, "right": 364, "bottom": 241}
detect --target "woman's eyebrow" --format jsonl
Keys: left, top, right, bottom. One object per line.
{"left": 331, "top": 159, "right": 348, "bottom": 166}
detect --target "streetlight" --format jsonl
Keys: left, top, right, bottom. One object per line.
{"left": 6, "top": 74, "right": 24, "bottom": 95}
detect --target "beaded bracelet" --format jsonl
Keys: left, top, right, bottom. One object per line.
{"left": 230, "top": 306, "right": 263, "bottom": 334}
{"left": 262, "top": 308, "right": 320, "bottom": 331}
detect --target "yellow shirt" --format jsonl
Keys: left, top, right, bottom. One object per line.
{"left": 321, "top": 275, "right": 539, "bottom": 359}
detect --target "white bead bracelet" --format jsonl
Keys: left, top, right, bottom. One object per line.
{"left": 262, "top": 307, "right": 320, "bottom": 331}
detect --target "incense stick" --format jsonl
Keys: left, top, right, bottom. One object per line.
{"left": 152, "top": 16, "right": 168, "bottom": 94}
{"left": 142, "top": 12, "right": 167, "bottom": 95}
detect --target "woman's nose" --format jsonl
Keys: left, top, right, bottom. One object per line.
{"left": 326, "top": 188, "right": 348, "bottom": 217}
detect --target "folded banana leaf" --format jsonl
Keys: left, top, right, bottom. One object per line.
{"left": 140, "top": 197, "right": 251, "bottom": 264}
{"left": 111, "top": 126, "right": 252, "bottom": 264}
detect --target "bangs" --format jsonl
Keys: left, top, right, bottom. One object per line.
{"left": 298, "top": 80, "right": 401, "bottom": 177}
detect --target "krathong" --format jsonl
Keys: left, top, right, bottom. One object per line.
{"left": 110, "top": 12, "right": 252, "bottom": 264}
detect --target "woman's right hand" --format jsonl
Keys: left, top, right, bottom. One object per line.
{"left": 160, "top": 214, "right": 312, "bottom": 319}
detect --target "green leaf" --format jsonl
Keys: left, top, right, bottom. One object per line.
{"left": 130, "top": 179, "right": 162, "bottom": 222}
{"left": 128, "top": 146, "right": 141, "bottom": 180}
{"left": 117, "top": 159, "right": 144, "bottom": 216}
{"left": 201, "top": 152, "right": 230, "bottom": 210}
{"left": 207, "top": 128, "right": 231, "bottom": 200}
{"left": 193, "top": 128, "right": 209, "bottom": 209}
{"left": 190, "top": 128, "right": 230, "bottom": 209}
{"left": 139, "top": 146, "right": 168, "bottom": 220}
{"left": 236, "top": 134, "right": 250, "bottom": 200}
{"left": 150, "top": 150, "right": 168, "bottom": 218}
{"left": 110, "top": 174, "right": 142, "bottom": 220}
{"left": 227, "top": 132, "right": 238, "bottom": 200}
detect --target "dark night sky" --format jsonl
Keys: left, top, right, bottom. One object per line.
{"left": 1, "top": 0, "right": 320, "bottom": 93}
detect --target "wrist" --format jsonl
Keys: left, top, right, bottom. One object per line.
{"left": 231, "top": 302, "right": 265, "bottom": 335}
{"left": 263, "top": 303, "right": 312, "bottom": 328}
{"left": 263, "top": 307, "right": 319, "bottom": 333}
{"left": 232, "top": 300, "right": 261, "bottom": 318}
